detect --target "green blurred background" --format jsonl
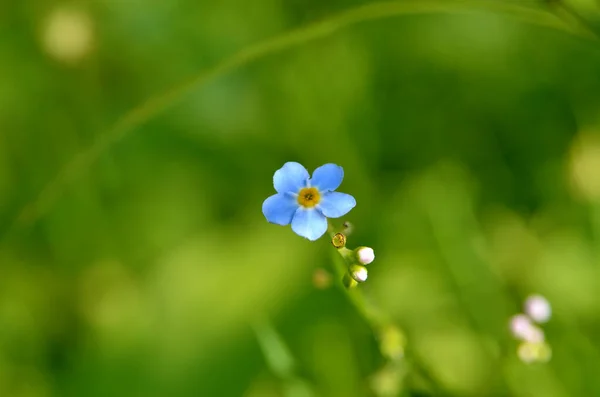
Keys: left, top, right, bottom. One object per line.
{"left": 2, "top": 0, "right": 600, "bottom": 396}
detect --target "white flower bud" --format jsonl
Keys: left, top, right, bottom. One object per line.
{"left": 510, "top": 314, "right": 545, "bottom": 342}
{"left": 349, "top": 264, "right": 368, "bottom": 283}
{"left": 524, "top": 294, "right": 552, "bottom": 323}
{"left": 524, "top": 325, "right": 545, "bottom": 343}
{"left": 510, "top": 314, "right": 531, "bottom": 339}
{"left": 356, "top": 247, "right": 375, "bottom": 265}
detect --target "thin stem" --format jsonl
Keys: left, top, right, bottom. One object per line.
{"left": 4, "top": 0, "right": 598, "bottom": 239}
{"left": 327, "top": 223, "right": 453, "bottom": 396}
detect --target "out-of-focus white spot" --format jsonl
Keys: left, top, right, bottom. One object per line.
{"left": 524, "top": 294, "right": 552, "bottom": 323}
{"left": 509, "top": 313, "right": 545, "bottom": 342}
{"left": 509, "top": 314, "right": 532, "bottom": 340}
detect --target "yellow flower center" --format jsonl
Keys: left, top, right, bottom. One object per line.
{"left": 297, "top": 187, "right": 320, "bottom": 208}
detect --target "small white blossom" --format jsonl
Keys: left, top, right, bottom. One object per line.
{"left": 510, "top": 314, "right": 544, "bottom": 342}
{"left": 356, "top": 247, "right": 375, "bottom": 265}
{"left": 350, "top": 265, "right": 368, "bottom": 283}
{"left": 524, "top": 294, "right": 552, "bottom": 323}
{"left": 510, "top": 314, "right": 531, "bottom": 339}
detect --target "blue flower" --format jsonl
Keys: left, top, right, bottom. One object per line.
{"left": 262, "top": 162, "right": 356, "bottom": 241}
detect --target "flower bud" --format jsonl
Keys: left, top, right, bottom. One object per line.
{"left": 509, "top": 314, "right": 545, "bottom": 342}
{"left": 524, "top": 325, "right": 545, "bottom": 343}
{"left": 524, "top": 294, "right": 551, "bottom": 324}
{"left": 356, "top": 247, "right": 375, "bottom": 265}
{"left": 331, "top": 233, "right": 346, "bottom": 248}
{"left": 349, "top": 264, "right": 368, "bottom": 283}
{"left": 342, "top": 273, "right": 358, "bottom": 289}
{"left": 510, "top": 314, "right": 532, "bottom": 340}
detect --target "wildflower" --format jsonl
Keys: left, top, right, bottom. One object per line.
{"left": 524, "top": 294, "right": 552, "bottom": 323}
{"left": 509, "top": 314, "right": 544, "bottom": 343}
{"left": 509, "top": 295, "right": 552, "bottom": 364}
{"left": 349, "top": 264, "right": 368, "bottom": 282}
{"left": 356, "top": 247, "right": 375, "bottom": 265}
{"left": 262, "top": 162, "right": 356, "bottom": 241}
{"left": 510, "top": 314, "right": 532, "bottom": 340}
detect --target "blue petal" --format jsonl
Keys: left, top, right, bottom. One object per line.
{"left": 318, "top": 192, "right": 356, "bottom": 218}
{"left": 291, "top": 208, "right": 328, "bottom": 241}
{"left": 262, "top": 193, "right": 299, "bottom": 225}
{"left": 310, "top": 163, "right": 344, "bottom": 192}
{"left": 273, "top": 162, "right": 309, "bottom": 193}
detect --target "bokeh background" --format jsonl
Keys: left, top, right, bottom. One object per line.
{"left": 2, "top": 0, "right": 600, "bottom": 396}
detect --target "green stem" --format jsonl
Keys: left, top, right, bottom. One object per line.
{"left": 327, "top": 222, "right": 453, "bottom": 396}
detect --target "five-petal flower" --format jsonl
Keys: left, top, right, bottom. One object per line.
{"left": 262, "top": 162, "right": 356, "bottom": 241}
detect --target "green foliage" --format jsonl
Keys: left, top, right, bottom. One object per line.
{"left": 2, "top": 0, "right": 600, "bottom": 396}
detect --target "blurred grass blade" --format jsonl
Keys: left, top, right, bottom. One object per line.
{"left": 253, "top": 319, "right": 295, "bottom": 379}
{"left": 253, "top": 319, "right": 316, "bottom": 397}
{"left": 6, "top": 0, "right": 597, "bottom": 237}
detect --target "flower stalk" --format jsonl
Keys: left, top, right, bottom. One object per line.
{"left": 326, "top": 220, "right": 450, "bottom": 396}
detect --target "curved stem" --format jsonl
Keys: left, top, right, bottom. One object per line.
{"left": 5, "top": 0, "right": 598, "bottom": 238}
{"left": 327, "top": 224, "right": 453, "bottom": 396}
